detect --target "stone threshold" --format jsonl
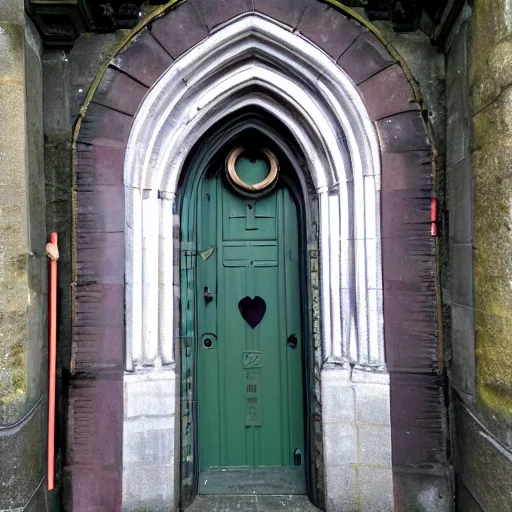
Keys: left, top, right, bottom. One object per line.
{"left": 184, "top": 494, "right": 321, "bottom": 511}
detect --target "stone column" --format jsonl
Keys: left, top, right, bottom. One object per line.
{"left": 461, "top": 0, "right": 512, "bottom": 509}
{"left": 472, "top": 0, "right": 512, "bottom": 439}
{"left": 0, "top": 3, "right": 48, "bottom": 511}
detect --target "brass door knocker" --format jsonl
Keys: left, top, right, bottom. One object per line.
{"left": 225, "top": 146, "right": 279, "bottom": 197}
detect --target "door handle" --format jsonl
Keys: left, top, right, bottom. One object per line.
{"left": 204, "top": 286, "right": 213, "bottom": 304}
{"left": 287, "top": 334, "right": 298, "bottom": 349}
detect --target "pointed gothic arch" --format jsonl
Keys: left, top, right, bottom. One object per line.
{"left": 71, "top": 2, "right": 445, "bottom": 510}
{"left": 124, "top": 14, "right": 384, "bottom": 373}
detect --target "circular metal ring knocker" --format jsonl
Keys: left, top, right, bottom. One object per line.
{"left": 225, "top": 146, "right": 279, "bottom": 197}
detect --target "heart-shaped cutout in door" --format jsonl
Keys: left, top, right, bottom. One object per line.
{"left": 238, "top": 296, "right": 266, "bottom": 329}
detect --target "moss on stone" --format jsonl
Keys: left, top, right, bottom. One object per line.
{"left": 470, "top": 0, "right": 512, "bottom": 113}
{"left": 478, "top": 384, "right": 512, "bottom": 417}
{"left": 472, "top": 17, "right": 512, "bottom": 420}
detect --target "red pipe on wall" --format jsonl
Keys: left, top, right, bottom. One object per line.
{"left": 431, "top": 198, "right": 438, "bottom": 237}
{"left": 46, "top": 232, "right": 59, "bottom": 491}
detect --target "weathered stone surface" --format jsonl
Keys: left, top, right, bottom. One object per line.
{"left": 151, "top": 1, "right": 208, "bottom": 59}
{"left": 384, "top": 287, "right": 437, "bottom": 373}
{"left": 393, "top": 469, "right": 452, "bottom": 512}
{"left": 376, "top": 111, "right": 431, "bottom": 153}
{"left": 358, "top": 467, "right": 394, "bottom": 511}
{"left": 470, "top": 0, "right": 512, "bottom": 114}
{"left": 0, "top": 1, "right": 24, "bottom": 24}
{"left": 374, "top": 21, "right": 446, "bottom": 148}
{"left": 0, "top": 17, "right": 30, "bottom": 422}
{"left": 75, "top": 143, "right": 125, "bottom": 186}
{"left": 68, "top": 378, "right": 123, "bottom": 466}
{"left": 65, "top": 466, "right": 122, "bottom": 512}
{"left": 358, "top": 425, "right": 392, "bottom": 467}
{"left": 122, "top": 465, "right": 175, "bottom": 512}
{"left": 253, "top": 0, "right": 309, "bottom": 29}
{"left": 76, "top": 231, "right": 125, "bottom": 285}
{"left": 77, "top": 102, "right": 133, "bottom": 146}
{"left": 457, "top": 398, "right": 512, "bottom": 511}
{"left": 381, "top": 190, "right": 431, "bottom": 238}
{"left": 296, "top": 4, "right": 361, "bottom": 60}
{"left": 452, "top": 243, "right": 473, "bottom": 307}
{"left": 70, "top": 31, "right": 131, "bottom": 119}
{"left": 193, "top": 0, "right": 252, "bottom": 31}
{"left": 43, "top": 52, "right": 73, "bottom": 381}
{"left": 452, "top": 304, "right": 476, "bottom": 398}
{"left": 94, "top": 67, "right": 148, "bottom": 115}
{"left": 43, "top": 52, "right": 72, "bottom": 136}
{"left": 0, "top": 12, "right": 48, "bottom": 509}
{"left": 475, "top": 307, "right": 512, "bottom": 416}
{"left": 324, "top": 464, "right": 357, "bottom": 511}
{"left": 390, "top": 373, "right": 446, "bottom": 467}
{"left": 448, "top": 157, "right": 473, "bottom": 244}
{"left": 74, "top": 284, "right": 124, "bottom": 330}
{"left": 456, "top": 476, "right": 484, "bottom": 512}
{"left": 359, "top": 63, "right": 420, "bottom": 121}
{"left": 381, "top": 150, "right": 432, "bottom": 192}
{"left": 24, "top": 478, "right": 50, "bottom": 512}
{"left": 112, "top": 28, "right": 173, "bottom": 87}
{"left": 73, "top": 324, "right": 124, "bottom": 373}
{"left": 472, "top": 85, "right": 512, "bottom": 422}
{"left": 76, "top": 185, "right": 125, "bottom": 233}
{"left": 184, "top": 494, "right": 321, "bottom": 512}
{"left": 337, "top": 30, "right": 394, "bottom": 84}
{"left": 473, "top": 87, "right": 512, "bottom": 151}
{"left": 0, "top": 402, "right": 45, "bottom": 510}
{"left": 446, "top": 21, "right": 470, "bottom": 168}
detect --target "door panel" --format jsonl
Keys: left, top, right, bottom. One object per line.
{"left": 197, "top": 173, "right": 305, "bottom": 494}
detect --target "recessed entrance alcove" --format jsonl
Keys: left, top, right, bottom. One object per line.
{"left": 71, "top": 3, "right": 443, "bottom": 510}
{"left": 122, "top": 14, "right": 388, "bottom": 509}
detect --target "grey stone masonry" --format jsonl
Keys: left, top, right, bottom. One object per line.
{"left": 0, "top": 5, "right": 48, "bottom": 512}
{"left": 321, "top": 369, "right": 393, "bottom": 512}
{"left": 446, "top": 8, "right": 475, "bottom": 401}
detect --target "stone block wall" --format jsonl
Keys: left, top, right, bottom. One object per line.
{"left": 447, "top": 0, "right": 512, "bottom": 510}
{"left": 0, "top": 5, "right": 49, "bottom": 511}
{"left": 375, "top": 19, "right": 453, "bottom": 512}
{"left": 446, "top": 6, "right": 475, "bottom": 404}
{"left": 122, "top": 371, "right": 177, "bottom": 511}
{"left": 321, "top": 369, "right": 393, "bottom": 511}
{"left": 34, "top": 2, "right": 452, "bottom": 510}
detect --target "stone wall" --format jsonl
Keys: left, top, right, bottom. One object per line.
{"left": 374, "top": 20, "right": 453, "bottom": 511}
{"left": 448, "top": 0, "right": 512, "bottom": 509}
{"left": 41, "top": 30, "right": 130, "bottom": 511}
{"left": 37, "top": 3, "right": 452, "bottom": 510}
{"left": 0, "top": 5, "right": 49, "bottom": 511}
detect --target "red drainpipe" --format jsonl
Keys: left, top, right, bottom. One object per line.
{"left": 46, "top": 232, "right": 59, "bottom": 491}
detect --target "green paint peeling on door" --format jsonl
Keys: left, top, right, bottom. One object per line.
{"left": 185, "top": 157, "right": 305, "bottom": 495}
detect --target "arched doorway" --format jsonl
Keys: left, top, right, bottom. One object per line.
{"left": 70, "top": 2, "right": 448, "bottom": 511}
{"left": 178, "top": 118, "right": 319, "bottom": 505}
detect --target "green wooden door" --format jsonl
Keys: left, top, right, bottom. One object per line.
{"left": 196, "top": 158, "right": 305, "bottom": 495}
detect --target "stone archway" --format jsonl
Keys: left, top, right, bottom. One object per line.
{"left": 71, "top": 1, "right": 446, "bottom": 511}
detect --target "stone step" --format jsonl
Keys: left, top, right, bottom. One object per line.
{"left": 184, "top": 494, "right": 321, "bottom": 511}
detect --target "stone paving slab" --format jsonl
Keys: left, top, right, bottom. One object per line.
{"left": 185, "top": 495, "right": 321, "bottom": 511}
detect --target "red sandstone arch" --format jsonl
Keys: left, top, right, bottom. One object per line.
{"left": 70, "top": 1, "right": 445, "bottom": 510}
